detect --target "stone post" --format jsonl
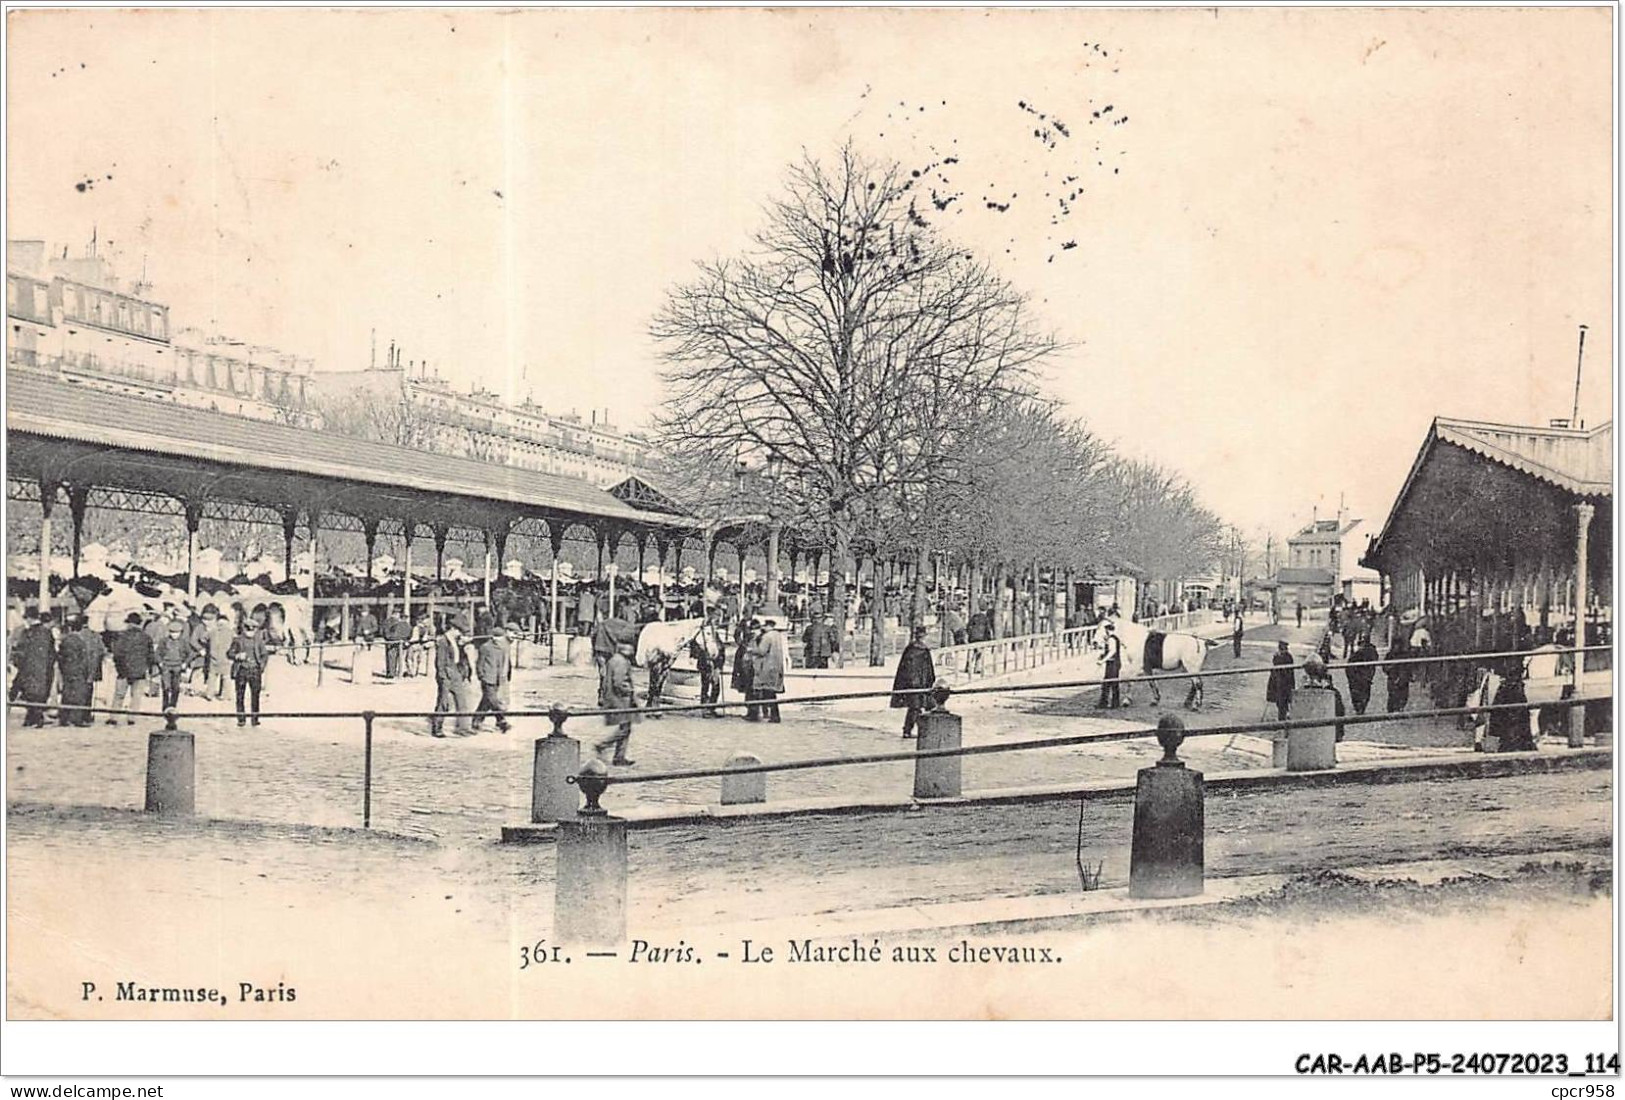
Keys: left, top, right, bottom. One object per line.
{"left": 1129, "top": 716, "right": 1204, "bottom": 899}
{"left": 720, "top": 753, "right": 766, "bottom": 805}
{"left": 913, "top": 690, "right": 962, "bottom": 799}
{"left": 145, "top": 713, "right": 195, "bottom": 816}
{"left": 532, "top": 704, "right": 581, "bottom": 823}
{"left": 554, "top": 760, "right": 627, "bottom": 948}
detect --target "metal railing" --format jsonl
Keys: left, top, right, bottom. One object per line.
{"left": 8, "top": 644, "right": 1611, "bottom": 831}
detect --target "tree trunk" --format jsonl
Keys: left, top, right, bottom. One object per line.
{"left": 867, "top": 554, "right": 886, "bottom": 666}
{"left": 991, "top": 561, "right": 1007, "bottom": 638}
{"left": 910, "top": 544, "right": 928, "bottom": 629}
{"left": 827, "top": 518, "right": 851, "bottom": 653}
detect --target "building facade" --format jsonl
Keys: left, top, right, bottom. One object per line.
{"left": 314, "top": 366, "right": 654, "bottom": 488}
{"left": 1284, "top": 510, "right": 1382, "bottom": 606}
{"left": 7, "top": 240, "right": 316, "bottom": 423}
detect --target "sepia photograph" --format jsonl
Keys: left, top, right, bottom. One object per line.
{"left": 1, "top": 2, "right": 1617, "bottom": 1078}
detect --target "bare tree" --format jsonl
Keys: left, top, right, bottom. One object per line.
{"left": 652, "top": 144, "right": 1056, "bottom": 650}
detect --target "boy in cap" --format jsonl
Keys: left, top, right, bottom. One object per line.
{"left": 155, "top": 618, "right": 192, "bottom": 712}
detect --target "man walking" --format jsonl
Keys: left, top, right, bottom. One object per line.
{"left": 227, "top": 616, "right": 269, "bottom": 727}
{"left": 1096, "top": 620, "right": 1123, "bottom": 710}
{"left": 1231, "top": 612, "right": 1245, "bottom": 658}
{"left": 56, "top": 615, "right": 104, "bottom": 727}
{"left": 472, "top": 623, "right": 512, "bottom": 733}
{"left": 1266, "top": 640, "right": 1295, "bottom": 722}
{"left": 430, "top": 616, "right": 475, "bottom": 737}
{"left": 108, "top": 612, "right": 153, "bottom": 724}
{"left": 10, "top": 609, "right": 57, "bottom": 727}
{"left": 595, "top": 640, "right": 638, "bottom": 765}
{"left": 892, "top": 625, "right": 937, "bottom": 739}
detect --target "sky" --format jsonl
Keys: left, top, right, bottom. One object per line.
{"left": 7, "top": 7, "right": 1614, "bottom": 544}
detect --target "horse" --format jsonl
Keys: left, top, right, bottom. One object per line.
{"left": 1111, "top": 618, "right": 1217, "bottom": 710}
{"left": 264, "top": 599, "right": 315, "bottom": 664}
{"left": 632, "top": 617, "right": 707, "bottom": 711}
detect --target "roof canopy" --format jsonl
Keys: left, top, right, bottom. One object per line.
{"left": 1363, "top": 416, "right": 1612, "bottom": 576}
{"left": 6, "top": 373, "right": 697, "bottom": 539}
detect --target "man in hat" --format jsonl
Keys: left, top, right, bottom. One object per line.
{"left": 382, "top": 607, "right": 411, "bottom": 679}
{"left": 430, "top": 615, "right": 475, "bottom": 737}
{"left": 154, "top": 617, "right": 192, "bottom": 712}
{"left": 1346, "top": 634, "right": 1380, "bottom": 715}
{"left": 892, "top": 625, "right": 937, "bottom": 739}
{"left": 472, "top": 622, "right": 512, "bottom": 733}
{"left": 108, "top": 612, "right": 154, "bottom": 723}
{"left": 56, "top": 614, "right": 105, "bottom": 727}
{"left": 143, "top": 606, "right": 169, "bottom": 696}
{"left": 746, "top": 618, "right": 785, "bottom": 722}
{"left": 1266, "top": 639, "right": 1296, "bottom": 722}
{"left": 595, "top": 640, "right": 638, "bottom": 765}
{"left": 1096, "top": 620, "right": 1124, "bottom": 709}
{"left": 690, "top": 608, "right": 726, "bottom": 718}
{"left": 801, "top": 612, "right": 840, "bottom": 670}
{"left": 1299, "top": 654, "right": 1347, "bottom": 741}
{"left": 226, "top": 614, "right": 269, "bottom": 727}
{"left": 10, "top": 609, "right": 57, "bottom": 727}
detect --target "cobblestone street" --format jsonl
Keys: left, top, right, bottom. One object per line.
{"left": 6, "top": 618, "right": 1509, "bottom": 842}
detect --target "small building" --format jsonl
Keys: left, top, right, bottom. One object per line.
{"left": 1273, "top": 566, "right": 1336, "bottom": 614}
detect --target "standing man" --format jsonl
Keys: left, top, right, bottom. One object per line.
{"left": 1096, "top": 620, "right": 1123, "bottom": 710}
{"left": 748, "top": 618, "right": 786, "bottom": 723}
{"left": 227, "top": 615, "right": 269, "bottom": 727}
{"left": 55, "top": 615, "right": 104, "bottom": 727}
{"left": 801, "top": 613, "right": 839, "bottom": 669}
{"left": 10, "top": 609, "right": 57, "bottom": 727}
{"left": 155, "top": 618, "right": 192, "bottom": 713}
{"left": 1384, "top": 634, "right": 1414, "bottom": 713}
{"left": 1346, "top": 634, "right": 1380, "bottom": 715}
{"left": 1295, "top": 602, "right": 1304, "bottom": 629}
{"left": 204, "top": 605, "right": 235, "bottom": 701}
{"left": 382, "top": 608, "right": 409, "bottom": 679}
{"left": 690, "top": 610, "right": 725, "bottom": 718}
{"left": 595, "top": 640, "right": 638, "bottom": 765}
{"left": 472, "top": 623, "right": 512, "bottom": 733}
{"left": 108, "top": 612, "right": 153, "bottom": 724}
{"left": 1266, "top": 639, "right": 1295, "bottom": 722}
{"left": 892, "top": 625, "right": 937, "bottom": 739}
{"left": 143, "top": 606, "right": 169, "bottom": 697}
{"left": 356, "top": 606, "right": 379, "bottom": 651}
{"left": 1231, "top": 611, "right": 1245, "bottom": 659}
{"left": 429, "top": 616, "right": 475, "bottom": 738}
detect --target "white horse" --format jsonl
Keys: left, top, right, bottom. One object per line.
{"left": 1112, "top": 618, "right": 1216, "bottom": 710}
{"left": 632, "top": 617, "right": 707, "bottom": 710}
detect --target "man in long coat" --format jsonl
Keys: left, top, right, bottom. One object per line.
{"left": 11, "top": 610, "right": 57, "bottom": 727}
{"left": 1345, "top": 635, "right": 1379, "bottom": 715}
{"left": 801, "top": 613, "right": 839, "bottom": 669}
{"left": 891, "top": 625, "right": 937, "bottom": 739}
{"left": 204, "top": 606, "right": 235, "bottom": 701}
{"left": 472, "top": 624, "right": 512, "bottom": 733}
{"left": 56, "top": 615, "right": 105, "bottom": 727}
{"left": 745, "top": 620, "right": 785, "bottom": 722}
{"left": 1384, "top": 635, "right": 1414, "bottom": 713}
{"left": 595, "top": 641, "right": 639, "bottom": 765}
{"left": 429, "top": 616, "right": 475, "bottom": 737}
{"left": 1265, "top": 640, "right": 1295, "bottom": 722}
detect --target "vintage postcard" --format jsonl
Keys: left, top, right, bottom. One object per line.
{"left": 3, "top": 4, "right": 1616, "bottom": 1047}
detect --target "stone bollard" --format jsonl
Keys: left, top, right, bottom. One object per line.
{"left": 145, "top": 711, "right": 195, "bottom": 816}
{"left": 912, "top": 703, "right": 962, "bottom": 800}
{"left": 720, "top": 753, "right": 766, "bottom": 805}
{"left": 531, "top": 703, "right": 581, "bottom": 823}
{"left": 566, "top": 635, "right": 593, "bottom": 667}
{"left": 555, "top": 759, "right": 627, "bottom": 948}
{"left": 1129, "top": 716, "right": 1204, "bottom": 899}
{"left": 1285, "top": 686, "right": 1339, "bottom": 772}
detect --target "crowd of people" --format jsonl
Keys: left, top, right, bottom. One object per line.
{"left": 9, "top": 599, "right": 285, "bottom": 728}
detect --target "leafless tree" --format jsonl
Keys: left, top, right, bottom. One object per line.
{"left": 652, "top": 144, "right": 1057, "bottom": 651}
